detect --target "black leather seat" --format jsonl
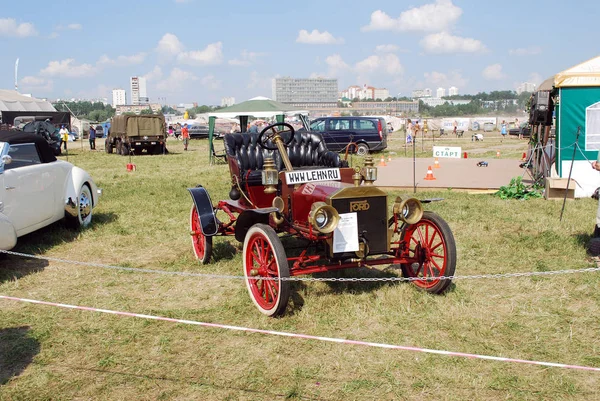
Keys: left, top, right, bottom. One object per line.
{"left": 223, "top": 131, "right": 347, "bottom": 186}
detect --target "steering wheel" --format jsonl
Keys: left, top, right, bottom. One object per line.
{"left": 257, "top": 122, "right": 295, "bottom": 151}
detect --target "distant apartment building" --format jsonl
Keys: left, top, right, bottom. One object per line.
{"left": 352, "top": 100, "right": 419, "bottom": 115}
{"left": 516, "top": 82, "right": 536, "bottom": 94}
{"left": 412, "top": 88, "right": 432, "bottom": 98}
{"left": 221, "top": 97, "right": 235, "bottom": 107}
{"left": 448, "top": 86, "right": 459, "bottom": 96}
{"left": 436, "top": 87, "right": 446, "bottom": 98}
{"left": 420, "top": 98, "right": 471, "bottom": 107}
{"left": 340, "top": 85, "right": 389, "bottom": 100}
{"left": 112, "top": 89, "right": 126, "bottom": 106}
{"left": 273, "top": 77, "right": 338, "bottom": 108}
{"left": 130, "top": 76, "right": 148, "bottom": 105}
{"left": 115, "top": 103, "right": 161, "bottom": 115}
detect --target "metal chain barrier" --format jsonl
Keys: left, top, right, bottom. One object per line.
{"left": 2, "top": 249, "right": 600, "bottom": 283}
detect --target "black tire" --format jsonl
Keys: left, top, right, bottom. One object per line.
{"left": 133, "top": 148, "right": 142, "bottom": 155}
{"left": 400, "top": 211, "right": 456, "bottom": 294}
{"left": 65, "top": 184, "right": 93, "bottom": 229}
{"left": 243, "top": 224, "right": 290, "bottom": 317}
{"left": 356, "top": 143, "right": 369, "bottom": 156}
{"left": 588, "top": 238, "right": 600, "bottom": 256}
{"left": 121, "top": 143, "right": 130, "bottom": 156}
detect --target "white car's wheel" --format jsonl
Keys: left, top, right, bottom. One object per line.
{"left": 66, "top": 185, "right": 93, "bottom": 228}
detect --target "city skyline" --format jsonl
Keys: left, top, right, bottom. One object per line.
{"left": 1, "top": 0, "right": 597, "bottom": 104}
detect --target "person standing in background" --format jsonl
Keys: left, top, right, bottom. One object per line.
{"left": 182, "top": 123, "right": 190, "bottom": 150}
{"left": 500, "top": 120, "right": 507, "bottom": 142}
{"left": 89, "top": 125, "right": 96, "bottom": 150}
{"left": 59, "top": 125, "right": 69, "bottom": 150}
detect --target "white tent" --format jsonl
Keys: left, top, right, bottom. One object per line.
{"left": 0, "top": 90, "right": 56, "bottom": 112}
{"left": 554, "top": 56, "right": 600, "bottom": 88}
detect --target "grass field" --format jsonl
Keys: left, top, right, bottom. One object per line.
{"left": 2, "top": 134, "right": 600, "bottom": 400}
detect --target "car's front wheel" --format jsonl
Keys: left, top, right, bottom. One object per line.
{"left": 356, "top": 143, "right": 369, "bottom": 156}
{"left": 66, "top": 184, "right": 93, "bottom": 229}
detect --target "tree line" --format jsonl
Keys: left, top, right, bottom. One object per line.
{"left": 53, "top": 101, "right": 116, "bottom": 122}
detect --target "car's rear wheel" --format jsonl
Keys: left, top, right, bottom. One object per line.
{"left": 190, "top": 205, "right": 213, "bottom": 264}
{"left": 400, "top": 211, "right": 456, "bottom": 294}
{"left": 356, "top": 143, "right": 369, "bottom": 156}
{"left": 243, "top": 224, "right": 290, "bottom": 317}
{"left": 66, "top": 184, "right": 93, "bottom": 229}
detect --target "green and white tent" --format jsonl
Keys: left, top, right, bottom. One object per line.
{"left": 555, "top": 55, "right": 600, "bottom": 197}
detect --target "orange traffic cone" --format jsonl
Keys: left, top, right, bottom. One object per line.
{"left": 521, "top": 152, "right": 527, "bottom": 161}
{"left": 463, "top": 151, "right": 468, "bottom": 159}
{"left": 496, "top": 151, "right": 501, "bottom": 158}
{"left": 434, "top": 157, "right": 440, "bottom": 168}
{"left": 378, "top": 155, "right": 387, "bottom": 167}
{"left": 387, "top": 154, "right": 392, "bottom": 162}
{"left": 424, "top": 166, "right": 436, "bottom": 180}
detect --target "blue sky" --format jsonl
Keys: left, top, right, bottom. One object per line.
{"left": 1, "top": 0, "right": 598, "bottom": 105}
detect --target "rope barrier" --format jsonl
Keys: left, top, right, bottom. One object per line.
{"left": 2, "top": 249, "right": 599, "bottom": 283}
{"left": 1, "top": 294, "right": 598, "bottom": 372}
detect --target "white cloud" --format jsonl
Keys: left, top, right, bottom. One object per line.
{"left": 200, "top": 75, "right": 221, "bottom": 90}
{"left": 156, "top": 68, "right": 198, "bottom": 91}
{"left": 143, "top": 66, "right": 163, "bottom": 82}
{"left": 156, "top": 33, "right": 185, "bottom": 56}
{"left": 423, "top": 70, "right": 468, "bottom": 88}
{"left": 229, "top": 50, "right": 265, "bottom": 66}
{"left": 97, "top": 52, "right": 147, "bottom": 66}
{"left": 509, "top": 46, "right": 542, "bottom": 56}
{"left": 177, "top": 42, "right": 223, "bottom": 65}
{"left": 67, "top": 23, "right": 82, "bottom": 30}
{"left": 355, "top": 54, "right": 403, "bottom": 76}
{"left": 40, "top": 59, "right": 97, "bottom": 78}
{"left": 420, "top": 32, "right": 486, "bottom": 53}
{"left": 482, "top": 64, "right": 506, "bottom": 80}
{"left": 0, "top": 18, "right": 37, "bottom": 37}
{"left": 325, "top": 54, "right": 350, "bottom": 76}
{"left": 375, "top": 44, "right": 399, "bottom": 53}
{"left": 362, "top": 1, "right": 462, "bottom": 32}
{"left": 20, "top": 76, "right": 53, "bottom": 91}
{"left": 296, "top": 29, "right": 344, "bottom": 45}
{"left": 247, "top": 71, "right": 271, "bottom": 91}
{"left": 528, "top": 72, "right": 543, "bottom": 86}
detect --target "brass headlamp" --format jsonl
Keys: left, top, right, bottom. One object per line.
{"left": 361, "top": 156, "right": 377, "bottom": 185}
{"left": 308, "top": 202, "right": 340, "bottom": 234}
{"left": 392, "top": 196, "right": 423, "bottom": 225}
{"left": 262, "top": 157, "right": 278, "bottom": 194}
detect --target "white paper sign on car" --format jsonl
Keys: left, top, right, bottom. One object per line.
{"left": 285, "top": 168, "right": 341, "bottom": 185}
{"left": 333, "top": 212, "right": 359, "bottom": 253}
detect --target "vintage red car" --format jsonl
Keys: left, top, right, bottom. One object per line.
{"left": 188, "top": 123, "right": 457, "bottom": 317}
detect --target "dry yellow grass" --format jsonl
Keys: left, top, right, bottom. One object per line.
{"left": 2, "top": 136, "right": 600, "bottom": 400}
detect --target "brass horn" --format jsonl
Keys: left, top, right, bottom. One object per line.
{"left": 308, "top": 202, "right": 340, "bottom": 234}
{"left": 271, "top": 196, "right": 285, "bottom": 225}
{"left": 393, "top": 197, "right": 423, "bottom": 225}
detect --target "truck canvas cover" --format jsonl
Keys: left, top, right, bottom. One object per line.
{"left": 111, "top": 115, "right": 165, "bottom": 137}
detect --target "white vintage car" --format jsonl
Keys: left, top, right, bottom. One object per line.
{"left": 0, "top": 131, "right": 101, "bottom": 251}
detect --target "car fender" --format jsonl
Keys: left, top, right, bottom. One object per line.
{"left": 234, "top": 208, "right": 278, "bottom": 242}
{"left": 64, "top": 166, "right": 100, "bottom": 209}
{"left": 0, "top": 212, "right": 17, "bottom": 251}
{"left": 188, "top": 186, "right": 218, "bottom": 236}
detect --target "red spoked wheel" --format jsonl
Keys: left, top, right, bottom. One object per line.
{"left": 190, "top": 205, "right": 213, "bottom": 264}
{"left": 243, "top": 224, "right": 290, "bottom": 317}
{"left": 400, "top": 211, "right": 456, "bottom": 294}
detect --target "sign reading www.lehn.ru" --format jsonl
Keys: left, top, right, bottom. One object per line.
{"left": 433, "top": 146, "right": 462, "bottom": 159}
{"left": 285, "top": 168, "right": 341, "bottom": 185}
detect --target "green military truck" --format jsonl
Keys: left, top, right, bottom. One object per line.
{"left": 105, "top": 114, "right": 167, "bottom": 155}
